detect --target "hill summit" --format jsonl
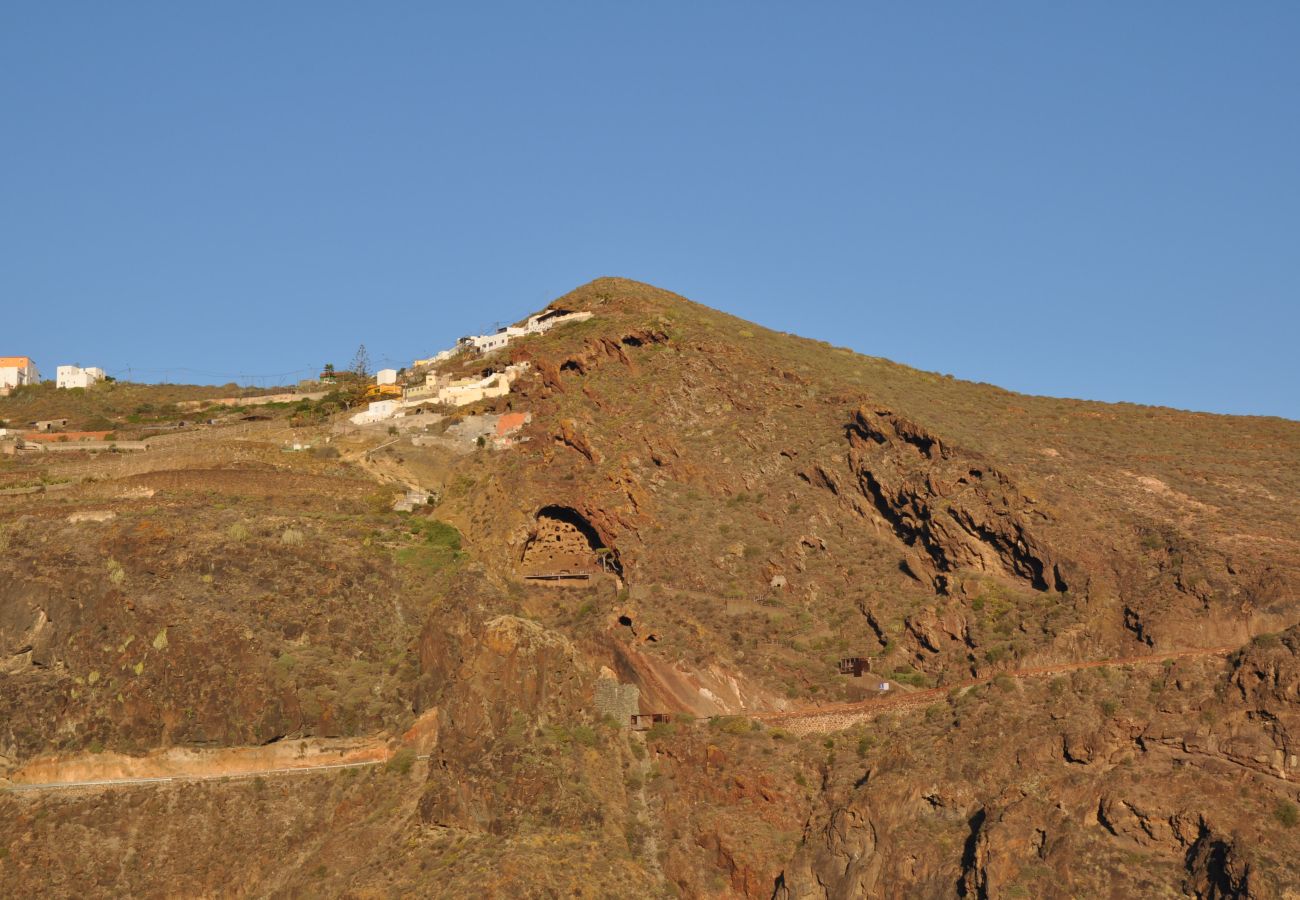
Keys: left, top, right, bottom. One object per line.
{"left": 2, "top": 277, "right": 1299, "bottom": 896}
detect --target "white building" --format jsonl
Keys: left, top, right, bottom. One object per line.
{"left": 402, "top": 362, "right": 531, "bottom": 408}
{"left": 458, "top": 310, "right": 594, "bottom": 357}
{"left": 56, "top": 365, "right": 106, "bottom": 389}
{"left": 376, "top": 368, "right": 398, "bottom": 386}
{"left": 412, "top": 346, "right": 463, "bottom": 369}
{"left": 349, "top": 399, "right": 401, "bottom": 425}
{"left": 0, "top": 357, "right": 40, "bottom": 394}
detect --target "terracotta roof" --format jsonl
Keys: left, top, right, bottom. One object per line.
{"left": 0, "top": 356, "right": 34, "bottom": 368}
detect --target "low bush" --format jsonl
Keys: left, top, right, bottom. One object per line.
{"left": 386, "top": 748, "right": 417, "bottom": 775}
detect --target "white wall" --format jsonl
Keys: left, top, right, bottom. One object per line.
{"left": 56, "top": 365, "right": 104, "bottom": 389}
{"left": 0, "top": 360, "right": 39, "bottom": 391}
{"left": 376, "top": 368, "right": 398, "bottom": 385}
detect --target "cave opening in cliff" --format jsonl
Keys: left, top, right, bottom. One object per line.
{"left": 520, "top": 505, "right": 623, "bottom": 578}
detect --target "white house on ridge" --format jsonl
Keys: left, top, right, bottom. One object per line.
{"left": 0, "top": 357, "right": 40, "bottom": 395}
{"left": 56, "top": 365, "right": 106, "bottom": 389}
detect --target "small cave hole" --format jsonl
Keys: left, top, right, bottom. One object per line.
{"left": 622, "top": 335, "right": 644, "bottom": 347}
{"left": 560, "top": 360, "right": 581, "bottom": 373}
{"left": 618, "top": 615, "right": 633, "bottom": 627}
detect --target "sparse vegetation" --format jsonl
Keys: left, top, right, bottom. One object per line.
{"left": 386, "top": 749, "right": 417, "bottom": 775}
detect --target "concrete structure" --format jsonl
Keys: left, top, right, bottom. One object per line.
{"left": 31, "top": 419, "right": 70, "bottom": 433}
{"left": 393, "top": 488, "right": 434, "bottom": 512}
{"left": 178, "top": 391, "right": 328, "bottom": 411}
{"left": 55, "top": 365, "right": 105, "bottom": 389}
{"left": 594, "top": 670, "right": 641, "bottom": 727}
{"left": 402, "top": 362, "right": 531, "bottom": 408}
{"left": 24, "top": 430, "right": 109, "bottom": 442}
{"left": 412, "top": 347, "right": 463, "bottom": 368}
{"left": 436, "top": 372, "right": 512, "bottom": 406}
{"left": 376, "top": 368, "right": 398, "bottom": 386}
{"left": 349, "top": 399, "right": 400, "bottom": 426}
{"left": 838, "top": 658, "right": 870, "bottom": 677}
{"left": 630, "top": 713, "right": 671, "bottom": 731}
{"left": 21, "top": 440, "right": 148, "bottom": 452}
{"left": 0, "top": 357, "right": 40, "bottom": 394}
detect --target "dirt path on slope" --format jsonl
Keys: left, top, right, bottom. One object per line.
{"left": 2, "top": 709, "right": 438, "bottom": 793}
{"left": 4, "top": 647, "right": 1240, "bottom": 791}
{"left": 752, "top": 645, "right": 1237, "bottom": 735}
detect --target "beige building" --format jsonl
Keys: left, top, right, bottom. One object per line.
{"left": 0, "top": 356, "right": 40, "bottom": 394}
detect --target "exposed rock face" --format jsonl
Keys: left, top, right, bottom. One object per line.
{"left": 845, "top": 406, "right": 1068, "bottom": 594}
{"left": 416, "top": 612, "right": 608, "bottom": 832}
{"left": 773, "top": 799, "right": 888, "bottom": 899}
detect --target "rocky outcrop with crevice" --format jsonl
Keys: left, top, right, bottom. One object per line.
{"left": 523, "top": 326, "right": 670, "bottom": 395}
{"left": 843, "top": 406, "right": 1069, "bottom": 594}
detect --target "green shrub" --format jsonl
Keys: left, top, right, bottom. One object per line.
{"left": 226, "top": 522, "right": 250, "bottom": 541}
{"left": 571, "top": 724, "right": 599, "bottom": 746}
{"left": 386, "top": 748, "right": 417, "bottom": 775}
{"left": 1275, "top": 800, "right": 1299, "bottom": 828}
{"left": 716, "top": 717, "right": 752, "bottom": 736}
{"left": 396, "top": 519, "right": 464, "bottom": 573}
{"left": 645, "top": 722, "right": 676, "bottom": 741}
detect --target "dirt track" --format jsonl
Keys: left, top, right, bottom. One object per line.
{"left": 2, "top": 709, "right": 438, "bottom": 794}
{"left": 753, "top": 645, "right": 1236, "bottom": 735}
{"left": 3, "top": 648, "right": 1237, "bottom": 792}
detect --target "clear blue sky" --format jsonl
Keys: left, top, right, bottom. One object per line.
{"left": 3, "top": 4, "right": 1297, "bottom": 418}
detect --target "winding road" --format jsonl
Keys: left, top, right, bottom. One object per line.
{"left": 2, "top": 646, "right": 1236, "bottom": 793}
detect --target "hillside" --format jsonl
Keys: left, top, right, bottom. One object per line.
{"left": 2, "top": 277, "right": 1299, "bottom": 898}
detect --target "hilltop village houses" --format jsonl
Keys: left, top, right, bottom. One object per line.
{"left": 352, "top": 308, "right": 592, "bottom": 426}
{"left": 1, "top": 359, "right": 112, "bottom": 394}
{"left": 0, "top": 357, "right": 40, "bottom": 395}
{"left": 412, "top": 309, "right": 592, "bottom": 367}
